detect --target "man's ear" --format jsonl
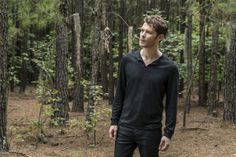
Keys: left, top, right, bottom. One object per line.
{"left": 158, "top": 34, "right": 165, "bottom": 41}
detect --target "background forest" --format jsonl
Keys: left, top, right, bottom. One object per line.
{"left": 0, "top": 0, "right": 236, "bottom": 157}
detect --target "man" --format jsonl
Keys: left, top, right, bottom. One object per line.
{"left": 109, "top": 15, "right": 179, "bottom": 157}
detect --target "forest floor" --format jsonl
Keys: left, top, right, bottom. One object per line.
{"left": 1, "top": 88, "right": 236, "bottom": 157}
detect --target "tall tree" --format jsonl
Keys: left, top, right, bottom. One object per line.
{"left": 160, "top": 0, "right": 170, "bottom": 20}
{"left": 18, "top": 30, "right": 29, "bottom": 93}
{"left": 71, "top": 0, "right": 84, "bottom": 112}
{"left": 107, "top": 0, "right": 114, "bottom": 105}
{"left": 198, "top": 0, "right": 206, "bottom": 106}
{"left": 118, "top": 0, "right": 125, "bottom": 64}
{"left": 207, "top": 7, "right": 219, "bottom": 116}
{"left": 71, "top": 13, "right": 84, "bottom": 112}
{"left": 100, "top": 0, "right": 109, "bottom": 95}
{"left": 223, "top": 10, "right": 236, "bottom": 123}
{"left": 0, "top": 0, "right": 9, "bottom": 151}
{"left": 150, "top": 0, "right": 157, "bottom": 10}
{"left": 9, "top": 2, "right": 18, "bottom": 92}
{"left": 86, "top": 0, "right": 102, "bottom": 123}
{"left": 178, "top": 0, "right": 186, "bottom": 97}
{"left": 53, "top": 0, "right": 69, "bottom": 124}
{"left": 183, "top": 8, "right": 193, "bottom": 127}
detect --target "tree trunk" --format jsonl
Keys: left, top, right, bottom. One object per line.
{"left": 100, "top": 0, "right": 109, "bottom": 95}
{"left": 53, "top": 0, "right": 69, "bottom": 124}
{"left": 71, "top": 13, "right": 84, "bottom": 112}
{"left": 9, "top": 2, "right": 18, "bottom": 92}
{"left": 135, "top": 0, "right": 143, "bottom": 29}
{"left": 19, "top": 31, "right": 28, "bottom": 93}
{"left": 127, "top": 26, "right": 133, "bottom": 53}
{"left": 160, "top": 0, "right": 170, "bottom": 20}
{"left": 118, "top": 0, "right": 125, "bottom": 66}
{"left": 150, "top": 0, "right": 157, "bottom": 9}
{"left": 207, "top": 13, "right": 219, "bottom": 116}
{"left": 223, "top": 12, "right": 236, "bottom": 123}
{"left": 178, "top": 0, "right": 186, "bottom": 97}
{"left": 0, "top": 0, "right": 9, "bottom": 151}
{"left": 107, "top": 0, "right": 114, "bottom": 105}
{"left": 86, "top": 0, "right": 101, "bottom": 123}
{"left": 71, "top": 0, "right": 84, "bottom": 112}
{"left": 198, "top": 0, "right": 206, "bottom": 106}
{"left": 183, "top": 9, "right": 192, "bottom": 127}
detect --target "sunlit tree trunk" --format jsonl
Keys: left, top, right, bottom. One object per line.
{"left": 223, "top": 12, "right": 236, "bottom": 123}
{"left": 0, "top": 0, "right": 9, "bottom": 151}
{"left": 71, "top": 0, "right": 84, "bottom": 112}
{"left": 71, "top": 13, "right": 84, "bottom": 112}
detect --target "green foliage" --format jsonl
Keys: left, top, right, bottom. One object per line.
{"left": 5, "top": 0, "right": 233, "bottom": 147}
{"left": 161, "top": 33, "right": 186, "bottom": 80}
{"left": 8, "top": 0, "right": 61, "bottom": 29}
{"left": 217, "top": 0, "right": 236, "bottom": 16}
{"left": 83, "top": 110, "right": 100, "bottom": 133}
{"left": 84, "top": 84, "right": 104, "bottom": 131}
{"left": 82, "top": 84, "right": 110, "bottom": 145}
{"left": 31, "top": 31, "right": 70, "bottom": 125}
{"left": 144, "top": 9, "right": 163, "bottom": 17}
{"left": 32, "top": 32, "right": 57, "bottom": 105}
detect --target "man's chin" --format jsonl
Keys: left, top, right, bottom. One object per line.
{"left": 139, "top": 43, "right": 145, "bottom": 48}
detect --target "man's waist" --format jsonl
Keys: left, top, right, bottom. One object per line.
{"left": 118, "top": 121, "right": 162, "bottom": 130}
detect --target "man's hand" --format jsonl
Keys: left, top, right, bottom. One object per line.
{"left": 109, "top": 125, "right": 118, "bottom": 140}
{"left": 159, "top": 136, "right": 171, "bottom": 151}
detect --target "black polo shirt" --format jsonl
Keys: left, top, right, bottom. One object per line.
{"left": 111, "top": 50, "right": 179, "bottom": 139}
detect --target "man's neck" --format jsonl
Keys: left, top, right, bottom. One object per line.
{"left": 141, "top": 47, "right": 162, "bottom": 60}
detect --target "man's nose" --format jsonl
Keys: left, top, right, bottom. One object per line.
{"left": 140, "top": 32, "right": 146, "bottom": 38}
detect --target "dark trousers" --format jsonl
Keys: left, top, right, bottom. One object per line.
{"left": 114, "top": 126, "right": 162, "bottom": 157}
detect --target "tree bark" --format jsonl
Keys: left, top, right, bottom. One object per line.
{"left": 118, "top": 0, "right": 125, "bottom": 67}
{"left": 0, "top": 0, "right": 9, "bottom": 151}
{"left": 198, "top": 0, "right": 206, "bottom": 106}
{"left": 100, "top": 0, "right": 109, "bottom": 95}
{"left": 127, "top": 26, "right": 133, "bottom": 53}
{"left": 150, "top": 0, "right": 157, "bottom": 9}
{"left": 223, "top": 12, "right": 236, "bottom": 123}
{"left": 207, "top": 12, "right": 219, "bottom": 116}
{"left": 9, "top": 2, "right": 18, "bottom": 92}
{"left": 71, "top": 0, "right": 85, "bottom": 112}
{"left": 183, "top": 9, "right": 192, "bottom": 127}
{"left": 53, "top": 0, "right": 69, "bottom": 124}
{"left": 19, "top": 30, "right": 28, "bottom": 93}
{"left": 71, "top": 13, "right": 84, "bottom": 112}
{"left": 86, "top": 0, "right": 101, "bottom": 123}
{"left": 160, "top": 0, "right": 170, "bottom": 20}
{"left": 178, "top": 0, "right": 186, "bottom": 97}
{"left": 107, "top": 0, "right": 114, "bottom": 105}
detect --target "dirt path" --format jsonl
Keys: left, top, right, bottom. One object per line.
{"left": 3, "top": 90, "right": 236, "bottom": 157}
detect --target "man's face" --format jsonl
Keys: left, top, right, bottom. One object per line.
{"left": 139, "top": 22, "right": 160, "bottom": 48}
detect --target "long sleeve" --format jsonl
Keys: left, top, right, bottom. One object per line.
{"left": 164, "top": 65, "right": 179, "bottom": 139}
{"left": 111, "top": 57, "right": 126, "bottom": 125}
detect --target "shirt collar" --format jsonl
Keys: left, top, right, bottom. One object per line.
{"left": 135, "top": 50, "right": 163, "bottom": 65}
